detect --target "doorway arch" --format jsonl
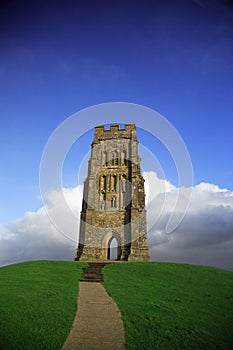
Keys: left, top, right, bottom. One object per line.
{"left": 108, "top": 237, "right": 117, "bottom": 260}
{"left": 108, "top": 237, "right": 122, "bottom": 260}
{"left": 102, "top": 232, "right": 122, "bottom": 260}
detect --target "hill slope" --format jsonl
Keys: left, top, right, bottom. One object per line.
{"left": 103, "top": 262, "right": 233, "bottom": 350}
{"left": 1, "top": 261, "right": 233, "bottom": 349}
{"left": 0, "top": 260, "right": 86, "bottom": 349}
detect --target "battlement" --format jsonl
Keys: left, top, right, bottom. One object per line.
{"left": 94, "top": 124, "right": 136, "bottom": 142}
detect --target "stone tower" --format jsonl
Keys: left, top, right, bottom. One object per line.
{"left": 74, "top": 124, "right": 150, "bottom": 261}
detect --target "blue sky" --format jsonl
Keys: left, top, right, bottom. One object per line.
{"left": 0, "top": 0, "right": 233, "bottom": 269}
{"left": 1, "top": 0, "right": 232, "bottom": 223}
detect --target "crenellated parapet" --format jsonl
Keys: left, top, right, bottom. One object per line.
{"left": 93, "top": 124, "right": 137, "bottom": 143}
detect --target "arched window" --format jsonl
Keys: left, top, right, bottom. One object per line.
{"left": 122, "top": 150, "right": 127, "bottom": 165}
{"left": 110, "top": 175, "right": 117, "bottom": 192}
{"left": 100, "top": 175, "right": 106, "bottom": 191}
{"left": 114, "top": 151, "right": 118, "bottom": 165}
{"left": 102, "top": 151, "right": 107, "bottom": 166}
{"left": 113, "top": 175, "right": 117, "bottom": 191}
{"left": 111, "top": 197, "right": 117, "bottom": 208}
{"left": 111, "top": 151, "right": 119, "bottom": 166}
{"left": 100, "top": 191, "right": 106, "bottom": 211}
{"left": 111, "top": 152, "right": 115, "bottom": 166}
{"left": 122, "top": 174, "right": 126, "bottom": 192}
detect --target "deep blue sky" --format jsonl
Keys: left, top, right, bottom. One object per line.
{"left": 0, "top": 0, "right": 233, "bottom": 223}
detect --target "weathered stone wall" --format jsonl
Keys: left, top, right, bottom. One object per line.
{"left": 74, "top": 124, "right": 150, "bottom": 261}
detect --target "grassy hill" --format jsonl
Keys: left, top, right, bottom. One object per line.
{"left": 1, "top": 261, "right": 233, "bottom": 350}
{"left": 0, "top": 261, "right": 87, "bottom": 349}
{"left": 103, "top": 262, "right": 233, "bottom": 350}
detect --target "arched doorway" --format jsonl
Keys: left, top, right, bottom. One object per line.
{"left": 107, "top": 236, "right": 122, "bottom": 260}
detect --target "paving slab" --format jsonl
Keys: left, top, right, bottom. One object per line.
{"left": 62, "top": 282, "right": 126, "bottom": 350}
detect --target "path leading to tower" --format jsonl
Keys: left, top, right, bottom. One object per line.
{"left": 62, "top": 263, "right": 126, "bottom": 350}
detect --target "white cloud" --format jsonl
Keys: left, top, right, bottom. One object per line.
{"left": 143, "top": 171, "right": 175, "bottom": 204}
{"left": 148, "top": 175, "right": 233, "bottom": 270}
{"left": 0, "top": 173, "right": 233, "bottom": 270}
{"left": 0, "top": 186, "right": 83, "bottom": 266}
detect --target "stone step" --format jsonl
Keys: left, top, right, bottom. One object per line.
{"left": 81, "top": 275, "right": 103, "bottom": 282}
{"left": 82, "top": 267, "right": 103, "bottom": 272}
{"left": 82, "top": 273, "right": 103, "bottom": 279}
{"left": 80, "top": 262, "right": 110, "bottom": 283}
{"left": 81, "top": 278, "right": 103, "bottom": 283}
{"left": 82, "top": 271, "right": 101, "bottom": 276}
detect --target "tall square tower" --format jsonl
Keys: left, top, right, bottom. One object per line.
{"left": 74, "top": 124, "right": 150, "bottom": 261}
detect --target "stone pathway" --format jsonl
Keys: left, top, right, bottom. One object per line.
{"left": 62, "top": 263, "right": 126, "bottom": 350}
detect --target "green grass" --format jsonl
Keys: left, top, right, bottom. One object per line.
{"left": 1, "top": 261, "right": 233, "bottom": 350}
{"left": 0, "top": 260, "right": 86, "bottom": 350}
{"left": 103, "top": 262, "right": 233, "bottom": 350}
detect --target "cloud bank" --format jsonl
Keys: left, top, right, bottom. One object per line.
{"left": 147, "top": 172, "right": 233, "bottom": 270}
{"left": 1, "top": 172, "right": 233, "bottom": 270}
